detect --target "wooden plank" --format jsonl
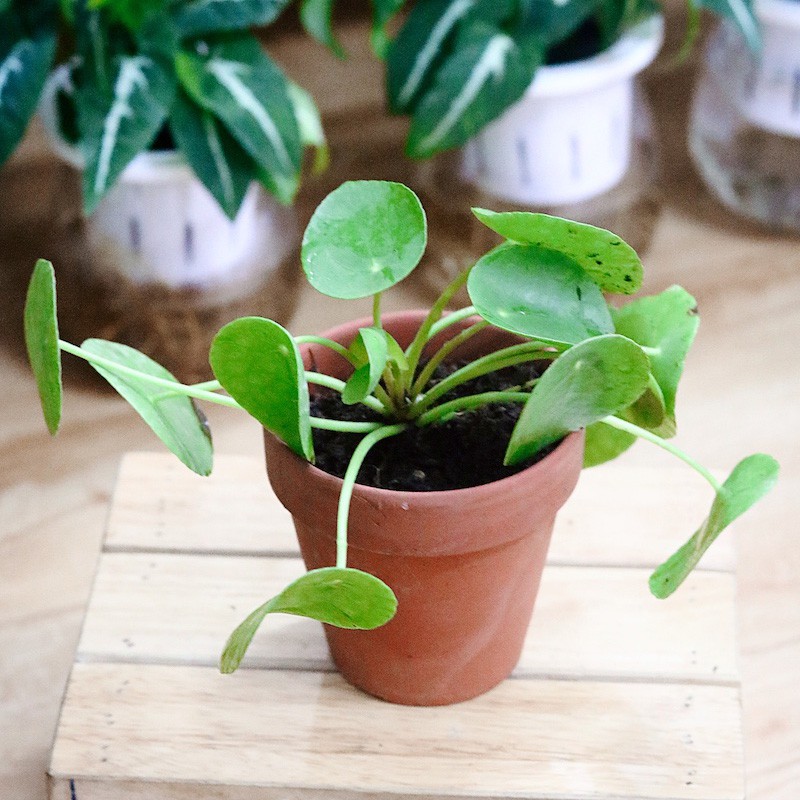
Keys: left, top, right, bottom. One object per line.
{"left": 76, "top": 553, "right": 738, "bottom": 685}
{"left": 105, "top": 453, "right": 735, "bottom": 570}
{"left": 49, "top": 664, "right": 744, "bottom": 800}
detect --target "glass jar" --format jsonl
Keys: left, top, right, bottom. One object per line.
{"left": 413, "top": 16, "right": 663, "bottom": 305}
{"left": 689, "top": 0, "right": 800, "bottom": 232}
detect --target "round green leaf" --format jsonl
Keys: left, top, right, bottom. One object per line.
{"left": 583, "top": 421, "right": 637, "bottom": 468}
{"left": 210, "top": 317, "right": 314, "bottom": 461}
{"left": 301, "top": 180, "right": 427, "bottom": 299}
{"left": 82, "top": 339, "right": 214, "bottom": 476}
{"left": 505, "top": 334, "right": 650, "bottom": 465}
{"left": 342, "top": 327, "right": 389, "bottom": 405}
{"left": 220, "top": 567, "right": 398, "bottom": 672}
{"left": 472, "top": 209, "right": 643, "bottom": 295}
{"left": 468, "top": 243, "right": 614, "bottom": 344}
{"left": 24, "top": 259, "right": 62, "bottom": 435}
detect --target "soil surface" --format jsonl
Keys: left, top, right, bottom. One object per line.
{"left": 310, "top": 361, "right": 558, "bottom": 492}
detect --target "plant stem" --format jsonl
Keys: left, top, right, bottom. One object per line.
{"left": 59, "top": 341, "right": 240, "bottom": 408}
{"left": 372, "top": 292, "right": 382, "bottom": 329}
{"left": 294, "top": 336, "right": 356, "bottom": 366}
{"left": 600, "top": 416, "right": 723, "bottom": 493}
{"left": 305, "top": 372, "right": 387, "bottom": 415}
{"left": 416, "top": 391, "right": 530, "bottom": 427}
{"left": 336, "top": 424, "right": 407, "bottom": 568}
{"left": 403, "top": 268, "right": 472, "bottom": 385}
{"left": 310, "top": 418, "right": 384, "bottom": 433}
{"left": 428, "top": 306, "right": 478, "bottom": 338}
{"left": 191, "top": 380, "right": 222, "bottom": 392}
{"left": 409, "top": 342, "right": 558, "bottom": 415}
{"left": 410, "top": 320, "right": 489, "bottom": 397}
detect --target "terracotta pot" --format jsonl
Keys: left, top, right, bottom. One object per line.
{"left": 264, "top": 311, "right": 585, "bottom": 705}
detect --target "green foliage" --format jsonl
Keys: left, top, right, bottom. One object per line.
{"left": 210, "top": 317, "right": 314, "bottom": 462}
{"left": 220, "top": 567, "right": 398, "bottom": 672}
{"left": 26, "top": 181, "right": 777, "bottom": 670}
{"left": 24, "top": 260, "right": 62, "bottom": 435}
{"left": 301, "top": 180, "right": 427, "bottom": 299}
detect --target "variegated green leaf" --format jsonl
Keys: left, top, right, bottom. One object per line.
{"left": 0, "top": 32, "right": 56, "bottom": 165}
{"left": 287, "top": 81, "right": 328, "bottom": 173}
{"left": 77, "top": 52, "right": 176, "bottom": 212}
{"left": 370, "top": 0, "right": 405, "bottom": 57}
{"left": 386, "top": 0, "right": 478, "bottom": 113}
{"left": 175, "top": 0, "right": 291, "bottom": 37}
{"left": 176, "top": 34, "right": 301, "bottom": 204}
{"left": 169, "top": 89, "right": 253, "bottom": 219}
{"left": 405, "top": 21, "right": 542, "bottom": 158}
{"left": 300, "top": 0, "right": 345, "bottom": 58}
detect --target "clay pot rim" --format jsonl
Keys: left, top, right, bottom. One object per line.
{"left": 278, "top": 306, "right": 582, "bottom": 502}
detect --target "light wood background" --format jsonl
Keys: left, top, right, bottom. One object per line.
{"left": 1, "top": 18, "right": 798, "bottom": 800}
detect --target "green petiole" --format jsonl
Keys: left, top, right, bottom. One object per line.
{"left": 310, "top": 418, "right": 384, "bottom": 433}
{"left": 600, "top": 416, "right": 724, "bottom": 493}
{"left": 336, "top": 424, "right": 407, "bottom": 567}
{"left": 294, "top": 336, "right": 357, "bottom": 366}
{"left": 427, "top": 305, "right": 478, "bottom": 339}
{"left": 415, "top": 391, "right": 530, "bottom": 427}
{"left": 305, "top": 372, "right": 386, "bottom": 414}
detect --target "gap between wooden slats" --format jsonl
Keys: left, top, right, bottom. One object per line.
{"left": 75, "top": 552, "right": 738, "bottom": 686}
{"left": 48, "top": 664, "right": 744, "bottom": 800}
{"left": 104, "top": 453, "right": 735, "bottom": 571}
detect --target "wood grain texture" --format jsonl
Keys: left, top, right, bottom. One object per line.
{"left": 50, "top": 664, "right": 743, "bottom": 800}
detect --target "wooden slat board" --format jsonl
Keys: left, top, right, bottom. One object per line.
{"left": 49, "top": 453, "right": 745, "bottom": 800}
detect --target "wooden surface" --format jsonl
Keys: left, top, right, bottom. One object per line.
{"left": 49, "top": 454, "right": 743, "bottom": 800}
{"left": 1, "top": 17, "right": 799, "bottom": 800}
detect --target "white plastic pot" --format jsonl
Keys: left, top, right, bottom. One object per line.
{"left": 718, "top": 0, "right": 800, "bottom": 138}
{"left": 39, "top": 69, "right": 296, "bottom": 294}
{"left": 461, "top": 15, "right": 664, "bottom": 206}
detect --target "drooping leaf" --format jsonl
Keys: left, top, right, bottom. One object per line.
{"left": 175, "top": 0, "right": 291, "bottom": 37}
{"left": 169, "top": 89, "right": 253, "bottom": 219}
{"left": 301, "top": 180, "right": 427, "bottom": 299}
{"left": 300, "top": 0, "right": 345, "bottom": 58}
{"left": 220, "top": 567, "right": 398, "bottom": 672}
{"left": 472, "top": 209, "right": 643, "bottom": 295}
{"left": 0, "top": 31, "right": 57, "bottom": 165}
{"left": 619, "top": 372, "right": 668, "bottom": 433}
{"left": 342, "top": 327, "right": 389, "bottom": 405}
{"left": 650, "top": 454, "right": 779, "bottom": 598}
{"left": 692, "top": 0, "right": 760, "bottom": 52}
{"left": 583, "top": 421, "right": 637, "bottom": 467}
{"left": 176, "top": 33, "right": 301, "bottom": 203}
{"left": 287, "top": 81, "right": 329, "bottom": 174}
{"left": 386, "top": 0, "right": 478, "bottom": 113}
{"left": 505, "top": 334, "right": 650, "bottom": 465}
{"left": 468, "top": 242, "right": 614, "bottom": 345}
{"left": 24, "top": 259, "right": 62, "bottom": 436}
{"left": 209, "top": 317, "right": 314, "bottom": 461}
{"left": 77, "top": 52, "right": 176, "bottom": 212}
{"left": 404, "top": 21, "right": 543, "bottom": 158}
{"left": 81, "top": 339, "right": 214, "bottom": 475}
{"left": 517, "top": 0, "right": 604, "bottom": 49}
{"left": 612, "top": 286, "right": 699, "bottom": 436}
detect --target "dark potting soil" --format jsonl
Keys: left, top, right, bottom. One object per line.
{"left": 310, "top": 361, "right": 558, "bottom": 492}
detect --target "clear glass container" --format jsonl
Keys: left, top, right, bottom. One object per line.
{"left": 689, "top": 0, "right": 800, "bottom": 232}
{"left": 411, "top": 16, "right": 663, "bottom": 306}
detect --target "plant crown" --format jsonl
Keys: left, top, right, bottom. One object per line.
{"left": 24, "top": 180, "right": 778, "bottom": 674}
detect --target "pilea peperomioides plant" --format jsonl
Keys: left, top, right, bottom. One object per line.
{"left": 25, "top": 180, "right": 777, "bottom": 674}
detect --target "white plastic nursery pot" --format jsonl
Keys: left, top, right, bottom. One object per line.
{"left": 462, "top": 15, "right": 664, "bottom": 206}
{"left": 689, "top": 0, "right": 800, "bottom": 230}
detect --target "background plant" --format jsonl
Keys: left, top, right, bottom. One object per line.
{"left": 24, "top": 180, "right": 777, "bottom": 673}
{"left": 381, "top": 0, "right": 762, "bottom": 158}
{"left": 0, "top": 0, "right": 327, "bottom": 217}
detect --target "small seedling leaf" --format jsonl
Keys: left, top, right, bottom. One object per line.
{"left": 24, "top": 260, "right": 62, "bottom": 435}
{"left": 583, "top": 421, "right": 637, "bottom": 467}
{"left": 612, "top": 286, "right": 699, "bottom": 435}
{"left": 472, "top": 209, "right": 643, "bottom": 294}
{"left": 468, "top": 243, "right": 614, "bottom": 345}
{"left": 210, "top": 317, "right": 314, "bottom": 461}
{"left": 81, "top": 339, "right": 213, "bottom": 476}
{"left": 301, "top": 181, "right": 427, "bottom": 299}
{"left": 506, "top": 334, "right": 650, "bottom": 465}
{"left": 342, "top": 327, "right": 389, "bottom": 405}
{"left": 650, "top": 454, "right": 779, "bottom": 597}
{"left": 220, "top": 567, "right": 397, "bottom": 672}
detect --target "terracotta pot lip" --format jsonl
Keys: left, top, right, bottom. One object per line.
{"left": 266, "top": 428, "right": 583, "bottom": 503}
